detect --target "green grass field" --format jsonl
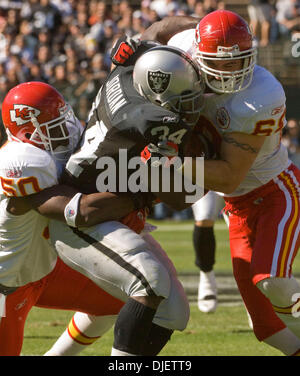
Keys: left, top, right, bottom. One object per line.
{"left": 22, "top": 219, "right": 300, "bottom": 356}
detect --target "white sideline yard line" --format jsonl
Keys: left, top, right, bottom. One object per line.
{"left": 190, "top": 300, "right": 244, "bottom": 308}
{"left": 152, "top": 222, "right": 228, "bottom": 232}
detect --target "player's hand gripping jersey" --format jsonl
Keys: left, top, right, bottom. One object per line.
{"left": 63, "top": 45, "right": 192, "bottom": 194}
{"left": 168, "top": 29, "right": 289, "bottom": 196}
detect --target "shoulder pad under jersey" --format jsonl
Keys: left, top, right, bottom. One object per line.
{"left": 219, "top": 66, "right": 286, "bottom": 135}
{"left": 167, "top": 29, "right": 195, "bottom": 55}
{"left": 0, "top": 142, "right": 58, "bottom": 197}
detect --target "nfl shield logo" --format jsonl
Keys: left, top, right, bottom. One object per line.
{"left": 147, "top": 70, "right": 171, "bottom": 94}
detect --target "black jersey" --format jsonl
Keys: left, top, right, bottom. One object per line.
{"left": 63, "top": 61, "right": 191, "bottom": 194}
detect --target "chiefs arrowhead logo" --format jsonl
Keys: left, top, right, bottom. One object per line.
{"left": 10, "top": 104, "right": 40, "bottom": 126}
{"left": 216, "top": 107, "right": 230, "bottom": 129}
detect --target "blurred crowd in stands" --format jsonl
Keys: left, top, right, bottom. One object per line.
{"left": 248, "top": 0, "right": 300, "bottom": 47}
{"left": 282, "top": 117, "right": 300, "bottom": 168}
{"left": 0, "top": 0, "right": 227, "bottom": 129}
{"left": 1, "top": 0, "right": 299, "bottom": 127}
{"left": 0, "top": 0, "right": 299, "bottom": 219}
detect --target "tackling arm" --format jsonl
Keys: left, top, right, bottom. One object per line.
{"left": 140, "top": 16, "right": 199, "bottom": 43}
{"left": 183, "top": 132, "right": 266, "bottom": 194}
{"left": 7, "top": 185, "right": 143, "bottom": 227}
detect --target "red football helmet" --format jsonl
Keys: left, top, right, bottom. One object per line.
{"left": 2, "top": 81, "right": 80, "bottom": 160}
{"left": 194, "top": 10, "right": 257, "bottom": 93}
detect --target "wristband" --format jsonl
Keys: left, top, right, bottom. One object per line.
{"left": 64, "top": 193, "right": 83, "bottom": 227}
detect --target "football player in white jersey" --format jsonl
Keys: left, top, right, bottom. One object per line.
{"left": 0, "top": 81, "right": 153, "bottom": 356}
{"left": 140, "top": 10, "right": 300, "bottom": 355}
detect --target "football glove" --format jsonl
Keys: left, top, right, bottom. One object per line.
{"left": 121, "top": 208, "right": 149, "bottom": 234}
{"left": 111, "top": 35, "right": 140, "bottom": 65}
{"left": 141, "top": 140, "right": 179, "bottom": 167}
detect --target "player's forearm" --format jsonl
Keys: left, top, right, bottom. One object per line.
{"left": 77, "top": 192, "right": 135, "bottom": 226}
{"left": 203, "top": 159, "right": 242, "bottom": 194}
{"left": 36, "top": 190, "right": 135, "bottom": 226}
{"left": 25, "top": 185, "right": 135, "bottom": 226}
{"left": 146, "top": 165, "right": 193, "bottom": 210}
{"left": 196, "top": 132, "right": 265, "bottom": 194}
{"left": 155, "top": 191, "right": 192, "bottom": 211}
{"left": 182, "top": 158, "right": 243, "bottom": 195}
{"left": 140, "top": 16, "right": 199, "bottom": 44}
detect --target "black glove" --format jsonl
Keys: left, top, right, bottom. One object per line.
{"left": 111, "top": 35, "right": 140, "bottom": 65}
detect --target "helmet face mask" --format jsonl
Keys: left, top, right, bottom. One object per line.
{"left": 162, "top": 88, "right": 204, "bottom": 126}
{"left": 29, "top": 104, "right": 78, "bottom": 160}
{"left": 133, "top": 45, "right": 205, "bottom": 126}
{"left": 194, "top": 10, "right": 257, "bottom": 94}
{"left": 2, "top": 82, "right": 81, "bottom": 161}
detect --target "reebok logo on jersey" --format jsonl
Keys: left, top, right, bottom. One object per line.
{"left": 162, "top": 115, "right": 179, "bottom": 124}
{"left": 6, "top": 168, "right": 22, "bottom": 178}
{"left": 10, "top": 104, "right": 40, "bottom": 126}
{"left": 271, "top": 104, "right": 284, "bottom": 116}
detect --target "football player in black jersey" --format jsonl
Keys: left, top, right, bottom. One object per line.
{"left": 62, "top": 42, "right": 207, "bottom": 204}
{"left": 50, "top": 42, "right": 207, "bottom": 356}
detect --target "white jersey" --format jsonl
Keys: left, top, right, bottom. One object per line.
{"left": 0, "top": 142, "right": 58, "bottom": 287}
{"left": 168, "top": 30, "right": 289, "bottom": 196}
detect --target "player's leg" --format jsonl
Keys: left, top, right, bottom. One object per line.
{"left": 113, "top": 233, "right": 189, "bottom": 356}
{"left": 143, "top": 233, "right": 190, "bottom": 330}
{"left": 111, "top": 232, "right": 189, "bottom": 356}
{"left": 0, "top": 278, "right": 50, "bottom": 356}
{"left": 49, "top": 220, "right": 188, "bottom": 356}
{"left": 44, "top": 312, "right": 117, "bottom": 356}
{"left": 37, "top": 258, "right": 123, "bottom": 356}
{"left": 229, "top": 216, "right": 300, "bottom": 355}
{"left": 192, "top": 191, "right": 218, "bottom": 313}
{"left": 227, "top": 170, "right": 300, "bottom": 355}
{"left": 252, "top": 166, "right": 300, "bottom": 344}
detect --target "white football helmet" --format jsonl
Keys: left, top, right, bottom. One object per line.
{"left": 133, "top": 45, "right": 205, "bottom": 126}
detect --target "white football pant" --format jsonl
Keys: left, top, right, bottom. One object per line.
{"left": 49, "top": 220, "right": 189, "bottom": 331}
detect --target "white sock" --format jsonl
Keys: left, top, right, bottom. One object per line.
{"left": 198, "top": 270, "right": 217, "bottom": 299}
{"left": 263, "top": 327, "right": 300, "bottom": 356}
{"left": 44, "top": 312, "right": 116, "bottom": 356}
{"left": 257, "top": 277, "right": 300, "bottom": 339}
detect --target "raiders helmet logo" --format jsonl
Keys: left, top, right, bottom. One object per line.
{"left": 10, "top": 104, "right": 40, "bottom": 126}
{"left": 147, "top": 70, "right": 171, "bottom": 94}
